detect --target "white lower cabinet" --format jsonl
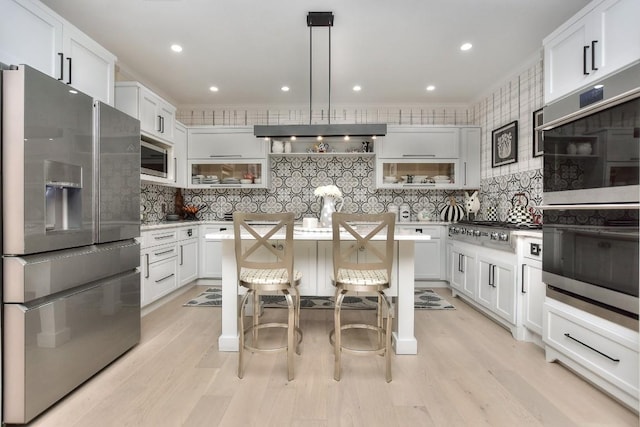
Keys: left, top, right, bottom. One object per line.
{"left": 178, "top": 226, "right": 199, "bottom": 287}
{"left": 477, "top": 253, "right": 516, "bottom": 324}
{"left": 398, "top": 224, "right": 445, "bottom": 282}
{"left": 520, "top": 237, "right": 544, "bottom": 337}
{"left": 140, "top": 232, "right": 178, "bottom": 307}
{"left": 199, "top": 224, "right": 231, "bottom": 279}
{"left": 544, "top": 297, "right": 639, "bottom": 411}
{"left": 449, "top": 242, "right": 476, "bottom": 298}
{"left": 448, "top": 240, "right": 520, "bottom": 336}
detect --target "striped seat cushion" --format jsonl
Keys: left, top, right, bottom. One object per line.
{"left": 335, "top": 269, "right": 389, "bottom": 286}
{"left": 239, "top": 268, "right": 302, "bottom": 286}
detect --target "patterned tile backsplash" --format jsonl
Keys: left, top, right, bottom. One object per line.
{"left": 141, "top": 157, "right": 542, "bottom": 223}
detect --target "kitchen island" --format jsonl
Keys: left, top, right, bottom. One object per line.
{"left": 205, "top": 227, "right": 431, "bottom": 355}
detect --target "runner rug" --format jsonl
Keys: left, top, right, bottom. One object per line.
{"left": 183, "top": 286, "right": 455, "bottom": 310}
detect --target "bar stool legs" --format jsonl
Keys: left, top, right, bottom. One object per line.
{"left": 237, "top": 288, "right": 301, "bottom": 381}
{"left": 331, "top": 289, "right": 393, "bottom": 383}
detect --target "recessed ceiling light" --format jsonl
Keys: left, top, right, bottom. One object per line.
{"left": 170, "top": 44, "right": 183, "bottom": 53}
{"left": 281, "top": 86, "right": 290, "bottom": 92}
{"left": 426, "top": 85, "right": 436, "bottom": 91}
{"left": 460, "top": 42, "right": 472, "bottom": 51}
{"left": 353, "top": 85, "right": 362, "bottom": 92}
{"left": 209, "top": 86, "right": 219, "bottom": 92}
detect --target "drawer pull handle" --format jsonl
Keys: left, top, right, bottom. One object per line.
{"left": 154, "top": 235, "right": 173, "bottom": 240}
{"left": 563, "top": 333, "right": 620, "bottom": 362}
{"left": 154, "top": 249, "right": 174, "bottom": 256}
{"left": 155, "top": 273, "right": 175, "bottom": 284}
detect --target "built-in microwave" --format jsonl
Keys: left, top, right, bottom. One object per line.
{"left": 140, "top": 140, "right": 168, "bottom": 178}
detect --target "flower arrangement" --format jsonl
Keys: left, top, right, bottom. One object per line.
{"left": 314, "top": 184, "right": 342, "bottom": 198}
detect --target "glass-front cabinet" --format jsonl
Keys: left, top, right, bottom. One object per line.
{"left": 188, "top": 160, "right": 268, "bottom": 188}
{"left": 377, "top": 159, "right": 458, "bottom": 188}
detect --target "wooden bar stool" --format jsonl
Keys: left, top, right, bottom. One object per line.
{"left": 233, "top": 212, "right": 302, "bottom": 381}
{"left": 329, "top": 212, "right": 395, "bottom": 382}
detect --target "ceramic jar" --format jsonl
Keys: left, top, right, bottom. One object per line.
{"left": 272, "top": 140, "right": 284, "bottom": 153}
{"left": 284, "top": 141, "right": 292, "bottom": 153}
{"left": 577, "top": 142, "right": 592, "bottom": 155}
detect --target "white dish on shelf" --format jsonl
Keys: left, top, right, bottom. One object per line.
{"left": 240, "top": 179, "right": 253, "bottom": 184}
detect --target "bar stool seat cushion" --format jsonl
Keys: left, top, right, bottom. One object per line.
{"left": 240, "top": 268, "right": 302, "bottom": 286}
{"left": 335, "top": 269, "right": 388, "bottom": 286}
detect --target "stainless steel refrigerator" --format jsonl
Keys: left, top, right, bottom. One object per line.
{"left": 1, "top": 65, "right": 141, "bottom": 424}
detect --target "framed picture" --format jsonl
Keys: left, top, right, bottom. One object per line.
{"left": 492, "top": 120, "right": 518, "bottom": 167}
{"left": 533, "top": 108, "right": 544, "bottom": 157}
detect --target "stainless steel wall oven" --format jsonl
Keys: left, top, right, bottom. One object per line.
{"left": 541, "top": 62, "right": 640, "bottom": 331}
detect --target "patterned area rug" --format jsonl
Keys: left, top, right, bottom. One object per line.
{"left": 183, "top": 286, "right": 455, "bottom": 310}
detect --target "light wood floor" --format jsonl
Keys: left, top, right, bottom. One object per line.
{"left": 29, "top": 286, "right": 638, "bottom": 427}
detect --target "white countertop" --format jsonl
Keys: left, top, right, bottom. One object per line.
{"left": 205, "top": 227, "right": 432, "bottom": 241}
{"left": 141, "top": 219, "right": 450, "bottom": 231}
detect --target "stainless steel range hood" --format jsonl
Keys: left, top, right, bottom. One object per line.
{"left": 254, "top": 123, "right": 386, "bottom": 138}
{"left": 254, "top": 12, "right": 386, "bottom": 139}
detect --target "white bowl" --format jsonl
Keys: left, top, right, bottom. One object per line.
{"left": 432, "top": 175, "right": 450, "bottom": 180}
{"left": 240, "top": 179, "right": 252, "bottom": 184}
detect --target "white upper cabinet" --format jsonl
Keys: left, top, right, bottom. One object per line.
{"left": 62, "top": 24, "right": 116, "bottom": 105}
{"left": 187, "top": 126, "right": 266, "bottom": 159}
{"left": 379, "top": 126, "right": 460, "bottom": 158}
{"left": 375, "top": 126, "right": 480, "bottom": 189}
{"left": 460, "top": 127, "right": 481, "bottom": 189}
{"left": 544, "top": 0, "right": 640, "bottom": 104}
{"left": 0, "top": 0, "right": 116, "bottom": 105}
{"left": 115, "top": 82, "right": 176, "bottom": 145}
{"left": 0, "top": 0, "right": 63, "bottom": 77}
{"left": 173, "top": 121, "right": 188, "bottom": 188}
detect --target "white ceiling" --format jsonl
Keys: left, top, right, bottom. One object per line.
{"left": 40, "top": 0, "right": 589, "bottom": 108}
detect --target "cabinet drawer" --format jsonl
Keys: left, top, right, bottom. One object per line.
{"left": 179, "top": 226, "right": 199, "bottom": 240}
{"left": 147, "top": 257, "right": 178, "bottom": 301}
{"left": 146, "top": 243, "right": 178, "bottom": 263}
{"left": 545, "top": 303, "right": 639, "bottom": 395}
{"left": 143, "top": 229, "right": 178, "bottom": 247}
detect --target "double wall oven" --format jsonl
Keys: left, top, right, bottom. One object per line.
{"left": 541, "top": 62, "right": 640, "bottom": 331}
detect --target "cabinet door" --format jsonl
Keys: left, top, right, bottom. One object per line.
{"left": 188, "top": 127, "right": 265, "bottom": 158}
{"left": 179, "top": 239, "right": 198, "bottom": 287}
{"left": 522, "top": 261, "right": 544, "bottom": 335}
{"left": 63, "top": 25, "right": 115, "bottom": 104}
{"left": 381, "top": 127, "right": 460, "bottom": 158}
{"left": 199, "top": 225, "right": 230, "bottom": 278}
{"left": 460, "top": 127, "right": 481, "bottom": 189}
{"left": 159, "top": 101, "right": 175, "bottom": 141}
{"left": 544, "top": 11, "right": 596, "bottom": 103}
{"left": 414, "top": 240, "right": 441, "bottom": 280}
{"left": 478, "top": 256, "right": 516, "bottom": 324}
{"left": 596, "top": 0, "right": 640, "bottom": 79}
{"left": 292, "top": 241, "right": 317, "bottom": 296}
{"left": 174, "top": 122, "right": 188, "bottom": 187}
{"left": 0, "top": 0, "right": 63, "bottom": 78}
{"left": 140, "top": 89, "right": 162, "bottom": 137}
{"left": 450, "top": 247, "right": 475, "bottom": 297}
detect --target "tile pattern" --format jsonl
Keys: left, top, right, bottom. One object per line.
{"left": 141, "top": 156, "right": 475, "bottom": 223}
{"left": 479, "top": 170, "right": 543, "bottom": 222}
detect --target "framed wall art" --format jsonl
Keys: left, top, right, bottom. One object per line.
{"left": 533, "top": 108, "right": 544, "bottom": 157}
{"left": 492, "top": 120, "right": 518, "bottom": 167}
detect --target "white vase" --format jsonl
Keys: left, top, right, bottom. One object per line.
{"left": 319, "top": 196, "right": 343, "bottom": 228}
{"left": 272, "top": 140, "right": 284, "bottom": 153}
